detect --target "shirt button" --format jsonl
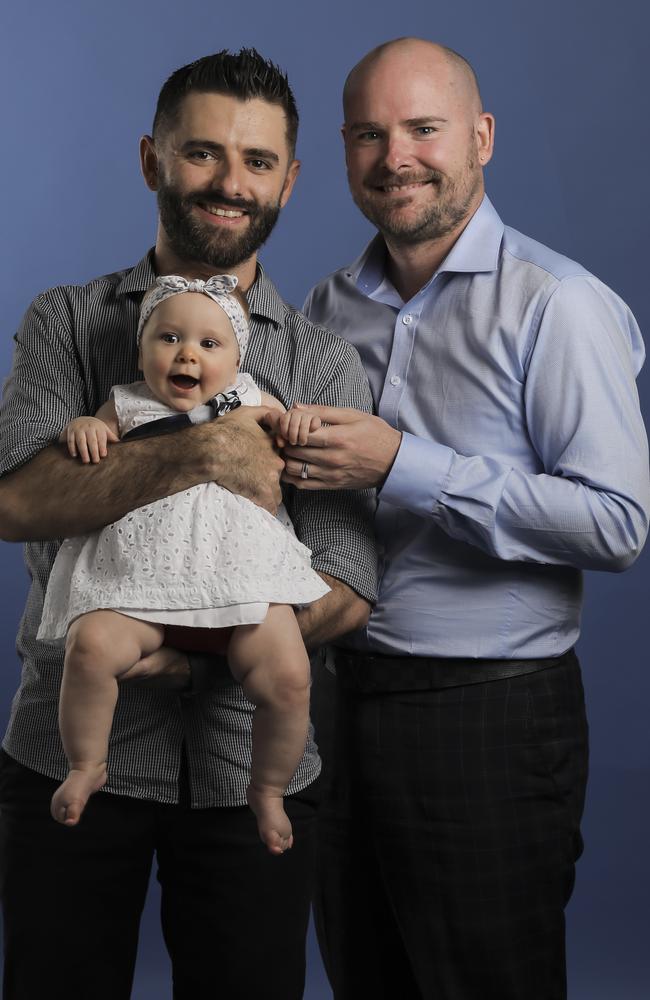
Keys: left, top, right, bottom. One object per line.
{"left": 402, "top": 314, "right": 413, "bottom": 325}
{"left": 390, "top": 375, "right": 401, "bottom": 387}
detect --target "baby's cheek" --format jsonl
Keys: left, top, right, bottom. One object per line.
{"left": 151, "top": 358, "right": 171, "bottom": 378}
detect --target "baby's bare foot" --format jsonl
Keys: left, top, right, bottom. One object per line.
{"left": 50, "top": 763, "right": 107, "bottom": 826}
{"left": 246, "top": 785, "right": 293, "bottom": 855}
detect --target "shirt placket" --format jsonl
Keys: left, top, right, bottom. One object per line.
{"left": 369, "top": 302, "right": 424, "bottom": 640}
{"left": 377, "top": 304, "right": 421, "bottom": 425}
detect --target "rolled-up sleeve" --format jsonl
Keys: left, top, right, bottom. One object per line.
{"left": 0, "top": 292, "right": 86, "bottom": 477}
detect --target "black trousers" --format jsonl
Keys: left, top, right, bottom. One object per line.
{"left": 311, "top": 651, "right": 589, "bottom": 1000}
{"left": 0, "top": 750, "right": 318, "bottom": 1000}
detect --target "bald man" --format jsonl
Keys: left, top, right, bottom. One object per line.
{"left": 286, "top": 38, "right": 649, "bottom": 1000}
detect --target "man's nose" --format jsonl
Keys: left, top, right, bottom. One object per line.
{"left": 381, "top": 133, "right": 415, "bottom": 173}
{"left": 212, "top": 156, "right": 246, "bottom": 200}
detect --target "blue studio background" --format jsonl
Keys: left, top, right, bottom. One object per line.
{"left": 1, "top": 1, "right": 648, "bottom": 997}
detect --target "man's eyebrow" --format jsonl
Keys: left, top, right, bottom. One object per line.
{"left": 180, "top": 139, "right": 224, "bottom": 153}
{"left": 347, "top": 121, "right": 384, "bottom": 132}
{"left": 180, "top": 140, "right": 280, "bottom": 164}
{"left": 244, "top": 147, "right": 280, "bottom": 165}
{"left": 347, "top": 116, "right": 448, "bottom": 132}
{"left": 404, "top": 116, "right": 448, "bottom": 126}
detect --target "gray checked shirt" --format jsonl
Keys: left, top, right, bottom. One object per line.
{"left": 0, "top": 251, "right": 377, "bottom": 807}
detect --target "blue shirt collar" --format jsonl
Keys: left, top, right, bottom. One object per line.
{"left": 349, "top": 195, "right": 504, "bottom": 297}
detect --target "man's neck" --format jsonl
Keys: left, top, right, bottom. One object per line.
{"left": 153, "top": 237, "right": 258, "bottom": 292}
{"left": 382, "top": 203, "right": 480, "bottom": 303}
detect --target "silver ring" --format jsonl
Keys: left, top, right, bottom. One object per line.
{"left": 300, "top": 462, "right": 309, "bottom": 480}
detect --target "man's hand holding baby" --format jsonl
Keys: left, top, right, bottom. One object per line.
{"left": 207, "top": 405, "right": 285, "bottom": 514}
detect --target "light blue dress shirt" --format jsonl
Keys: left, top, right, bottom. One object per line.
{"left": 304, "top": 197, "right": 650, "bottom": 658}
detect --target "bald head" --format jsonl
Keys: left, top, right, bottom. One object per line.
{"left": 340, "top": 36, "right": 494, "bottom": 261}
{"left": 343, "top": 38, "right": 483, "bottom": 123}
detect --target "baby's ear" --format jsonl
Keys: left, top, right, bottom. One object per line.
{"left": 137, "top": 348, "right": 143, "bottom": 371}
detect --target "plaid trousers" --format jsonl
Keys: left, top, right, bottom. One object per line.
{"left": 311, "top": 650, "right": 589, "bottom": 1000}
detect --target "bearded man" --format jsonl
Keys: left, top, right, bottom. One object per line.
{"left": 284, "top": 38, "right": 650, "bottom": 1000}
{"left": 0, "top": 49, "right": 375, "bottom": 1000}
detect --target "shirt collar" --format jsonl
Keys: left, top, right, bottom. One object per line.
{"left": 348, "top": 195, "right": 504, "bottom": 295}
{"left": 437, "top": 196, "right": 503, "bottom": 274}
{"left": 246, "top": 262, "right": 286, "bottom": 328}
{"left": 117, "top": 253, "right": 285, "bottom": 328}
{"left": 116, "top": 249, "right": 157, "bottom": 297}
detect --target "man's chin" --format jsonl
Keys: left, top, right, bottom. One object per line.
{"left": 357, "top": 198, "right": 470, "bottom": 245}
{"left": 174, "top": 234, "right": 254, "bottom": 272}
{"left": 361, "top": 207, "right": 436, "bottom": 242}
{"left": 181, "top": 218, "right": 278, "bottom": 270}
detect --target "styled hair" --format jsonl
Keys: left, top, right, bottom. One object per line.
{"left": 153, "top": 48, "right": 299, "bottom": 157}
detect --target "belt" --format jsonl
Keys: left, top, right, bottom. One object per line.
{"left": 333, "top": 647, "right": 576, "bottom": 693}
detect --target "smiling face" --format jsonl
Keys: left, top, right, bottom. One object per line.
{"left": 141, "top": 92, "right": 300, "bottom": 280}
{"left": 138, "top": 292, "right": 241, "bottom": 412}
{"left": 342, "top": 41, "right": 493, "bottom": 247}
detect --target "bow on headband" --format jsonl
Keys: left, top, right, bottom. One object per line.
{"left": 137, "top": 273, "right": 249, "bottom": 361}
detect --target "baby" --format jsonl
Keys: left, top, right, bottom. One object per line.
{"left": 37, "top": 274, "right": 328, "bottom": 854}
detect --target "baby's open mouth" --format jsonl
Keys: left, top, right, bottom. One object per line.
{"left": 170, "top": 374, "right": 199, "bottom": 389}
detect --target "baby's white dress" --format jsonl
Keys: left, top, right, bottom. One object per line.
{"left": 37, "top": 378, "right": 329, "bottom": 641}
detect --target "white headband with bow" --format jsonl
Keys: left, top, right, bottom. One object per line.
{"left": 137, "top": 274, "right": 249, "bottom": 361}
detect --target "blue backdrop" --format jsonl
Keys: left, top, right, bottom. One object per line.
{"left": 1, "top": 1, "right": 648, "bottom": 997}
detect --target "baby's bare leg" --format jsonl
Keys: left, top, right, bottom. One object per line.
{"left": 52, "top": 610, "right": 165, "bottom": 827}
{"left": 228, "top": 605, "right": 310, "bottom": 855}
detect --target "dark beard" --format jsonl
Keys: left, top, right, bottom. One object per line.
{"left": 157, "top": 182, "right": 281, "bottom": 269}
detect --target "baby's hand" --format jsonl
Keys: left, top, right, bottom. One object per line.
{"left": 61, "top": 417, "right": 119, "bottom": 464}
{"left": 276, "top": 405, "right": 322, "bottom": 447}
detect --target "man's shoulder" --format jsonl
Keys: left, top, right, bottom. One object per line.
{"left": 262, "top": 278, "right": 362, "bottom": 364}
{"left": 30, "top": 255, "right": 152, "bottom": 315}
{"left": 499, "top": 225, "right": 634, "bottom": 322}
{"left": 282, "top": 295, "right": 348, "bottom": 339}
{"left": 304, "top": 263, "right": 353, "bottom": 305}
{"left": 300, "top": 263, "right": 364, "bottom": 340}
{"left": 35, "top": 266, "right": 122, "bottom": 300}
{"left": 501, "top": 226, "right": 592, "bottom": 284}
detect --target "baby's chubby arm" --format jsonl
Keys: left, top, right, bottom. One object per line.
{"left": 61, "top": 399, "right": 120, "bottom": 464}
{"left": 258, "top": 390, "right": 285, "bottom": 413}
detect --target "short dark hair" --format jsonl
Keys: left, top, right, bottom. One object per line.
{"left": 153, "top": 48, "right": 299, "bottom": 157}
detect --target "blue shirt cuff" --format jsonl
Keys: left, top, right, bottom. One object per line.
{"left": 379, "top": 431, "right": 454, "bottom": 514}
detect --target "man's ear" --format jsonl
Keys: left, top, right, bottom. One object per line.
{"left": 140, "top": 135, "right": 159, "bottom": 192}
{"left": 341, "top": 124, "right": 351, "bottom": 168}
{"left": 476, "top": 113, "right": 495, "bottom": 167}
{"left": 279, "top": 159, "right": 301, "bottom": 208}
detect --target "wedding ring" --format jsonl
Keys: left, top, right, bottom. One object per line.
{"left": 300, "top": 462, "right": 310, "bottom": 480}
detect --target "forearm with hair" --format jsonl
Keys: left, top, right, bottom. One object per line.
{"left": 0, "top": 423, "right": 223, "bottom": 543}
{"left": 295, "top": 573, "right": 371, "bottom": 652}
